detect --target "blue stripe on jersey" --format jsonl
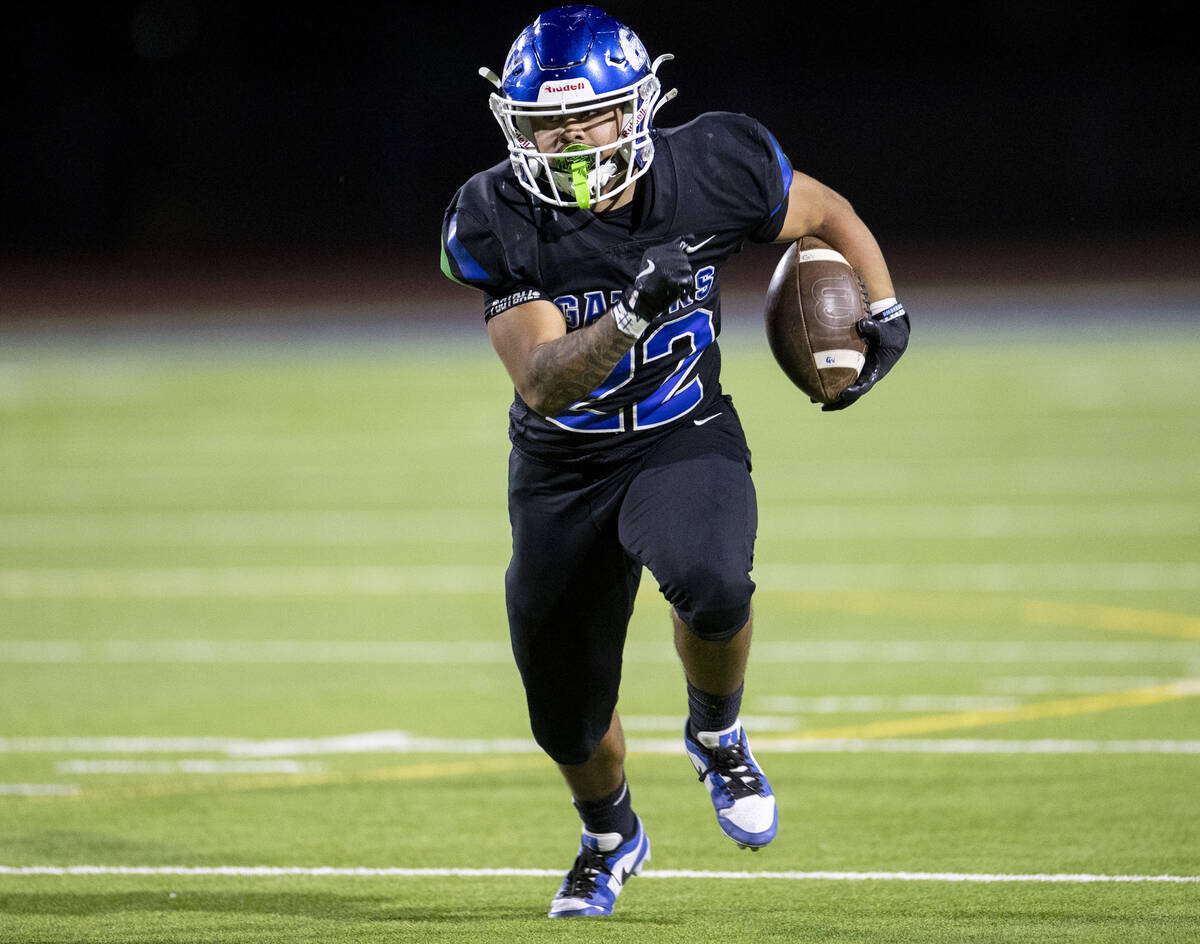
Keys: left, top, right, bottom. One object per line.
{"left": 765, "top": 130, "right": 794, "bottom": 218}
{"left": 444, "top": 212, "right": 490, "bottom": 283}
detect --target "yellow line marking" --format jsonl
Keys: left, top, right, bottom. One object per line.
{"left": 760, "top": 591, "right": 1200, "bottom": 641}
{"left": 763, "top": 679, "right": 1200, "bottom": 742}
{"left": 1022, "top": 599, "right": 1200, "bottom": 640}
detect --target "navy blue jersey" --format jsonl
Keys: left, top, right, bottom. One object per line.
{"left": 441, "top": 111, "right": 793, "bottom": 464}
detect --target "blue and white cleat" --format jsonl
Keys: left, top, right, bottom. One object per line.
{"left": 548, "top": 816, "right": 651, "bottom": 917}
{"left": 685, "top": 719, "right": 777, "bottom": 850}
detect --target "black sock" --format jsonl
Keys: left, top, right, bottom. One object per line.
{"left": 686, "top": 680, "right": 743, "bottom": 734}
{"left": 573, "top": 779, "right": 636, "bottom": 840}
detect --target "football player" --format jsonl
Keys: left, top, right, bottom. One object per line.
{"left": 440, "top": 4, "right": 909, "bottom": 918}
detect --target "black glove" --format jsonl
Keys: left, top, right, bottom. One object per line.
{"left": 822, "top": 302, "right": 910, "bottom": 412}
{"left": 611, "top": 237, "right": 695, "bottom": 337}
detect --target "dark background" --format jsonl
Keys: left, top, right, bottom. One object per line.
{"left": 4, "top": 2, "right": 1198, "bottom": 311}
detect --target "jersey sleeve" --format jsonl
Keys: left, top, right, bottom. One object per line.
{"left": 745, "top": 120, "right": 794, "bottom": 243}
{"left": 440, "top": 181, "right": 548, "bottom": 321}
{"left": 681, "top": 113, "right": 794, "bottom": 244}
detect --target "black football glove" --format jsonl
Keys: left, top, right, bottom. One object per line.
{"left": 610, "top": 237, "right": 695, "bottom": 337}
{"left": 821, "top": 301, "right": 910, "bottom": 412}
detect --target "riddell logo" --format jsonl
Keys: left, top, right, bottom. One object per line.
{"left": 538, "top": 78, "right": 594, "bottom": 101}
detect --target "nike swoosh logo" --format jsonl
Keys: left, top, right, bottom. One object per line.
{"left": 693, "top": 412, "right": 723, "bottom": 426}
{"left": 682, "top": 234, "right": 716, "bottom": 254}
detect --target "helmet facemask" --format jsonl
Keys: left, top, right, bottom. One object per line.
{"left": 484, "top": 55, "right": 674, "bottom": 210}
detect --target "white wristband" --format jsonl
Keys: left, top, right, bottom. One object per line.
{"left": 869, "top": 297, "right": 906, "bottom": 321}
{"left": 610, "top": 298, "right": 649, "bottom": 338}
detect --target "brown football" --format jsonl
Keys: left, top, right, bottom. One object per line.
{"left": 763, "top": 236, "right": 870, "bottom": 404}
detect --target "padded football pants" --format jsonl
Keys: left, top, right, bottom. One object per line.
{"left": 504, "top": 404, "right": 757, "bottom": 765}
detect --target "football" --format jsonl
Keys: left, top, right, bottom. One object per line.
{"left": 763, "top": 236, "right": 870, "bottom": 404}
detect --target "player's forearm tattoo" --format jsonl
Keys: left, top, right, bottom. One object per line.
{"left": 526, "top": 315, "right": 634, "bottom": 417}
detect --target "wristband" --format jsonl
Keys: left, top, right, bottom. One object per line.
{"left": 869, "top": 297, "right": 906, "bottom": 322}
{"left": 610, "top": 298, "right": 649, "bottom": 338}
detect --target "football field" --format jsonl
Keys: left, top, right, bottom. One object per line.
{"left": 1, "top": 305, "right": 1198, "bottom": 942}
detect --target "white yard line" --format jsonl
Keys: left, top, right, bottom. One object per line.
{"left": 7, "top": 638, "right": 1196, "bottom": 665}
{"left": 1, "top": 562, "right": 1200, "bottom": 597}
{"left": 623, "top": 699, "right": 1033, "bottom": 727}
{"left": 743, "top": 739, "right": 1200, "bottom": 755}
{"left": 4, "top": 732, "right": 1200, "bottom": 756}
{"left": 0, "top": 865, "right": 1195, "bottom": 883}
{"left": 983, "top": 676, "right": 1179, "bottom": 693}
{"left": 622, "top": 714, "right": 803, "bottom": 731}
{"left": 2, "top": 456, "right": 1190, "bottom": 501}
{"left": 753, "top": 563, "right": 1200, "bottom": 593}
{"left": 54, "top": 760, "right": 324, "bottom": 775}
{"left": 0, "top": 566, "right": 501, "bottom": 597}
{"left": 761, "top": 503, "right": 1200, "bottom": 539}
{"left": 751, "top": 696, "right": 1025, "bottom": 714}
{"left": 0, "top": 503, "right": 1195, "bottom": 546}
{"left": 0, "top": 510, "right": 505, "bottom": 547}
{"left": 0, "top": 639, "right": 517, "bottom": 664}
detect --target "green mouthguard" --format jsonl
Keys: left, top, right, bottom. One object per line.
{"left": 560, "top": 144, "right": 591, "bottom": 209}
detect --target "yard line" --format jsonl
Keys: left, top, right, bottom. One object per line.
{"left": 0, "top": 503, "right": 1194, "bottom": 547}
{"left": 0, "top": 565, "right": 503, "bottom": 597}
{"left": 223, "top": 732, "right": 542, "bottom": 758}
{"left": 0, "top": 429, "right": 499, "bottom": 460}
{"left": 621, "top": 714, "right": 802, "bottom": 731}
{"left": 1, "top": 757, "right": 554, "bottom": 802}
{"left": 5, "top": 732, "right": 1200, "bottom": 757}
{"left": 745, "top": 739, "right": 1200, "bottom": 754}
{"left": 0, "top": 736, "right": 269, "bottom": 754}
{"left": 0, "top": 510, "right": 505, "bottom": 547}
{"left": 752, "top": 563, "right": 1200, "bottom": 592}
{"left": 753, "top": 695, "right": 1025, "bottom": 714}
{"left": 0, "top": 639, "right": 516, "bottom": 664}
{"left": 2, "top": 562, "right": 1199, "bottom": 597}
{"left": 760, "top": 502, "right": 1200, "bottom": 539}
{"left": 2, "top": 639, "right": 1198, "bottom": 665}
{"left": 0, "top": 732, "right": 543, "bottom": 757}
{"left": 55, "top": 760, "right": 323, "bottom": 775}
{"left": 0, "top": 784, "right": 81, "bottom": 796}
{"left": 1023, "top": 600, "right": 1200, "bottom": 641}
{"left": 0, "top": 865, "right": 1195, "bottom": 883}
{"left": 754, "top": 593, "right": 1200, "bottom": 641}
{"left": 3, "top": 456, "right": 1192, "bottom": 500}
{"left": 748, "top": 640, "right": 1200, "bottom": 665}
{"left": 984, "top": 676, "right": 1178, "bottom": 694}
{"left": 764, "top": 679, "right": 1200, "bottom": 741}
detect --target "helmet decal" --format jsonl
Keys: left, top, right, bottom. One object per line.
{"left": 616, "top": 27, "right": 647, "bottom": 71}
{"left": 536, "top": 77, "right": 597, "bottom": 104}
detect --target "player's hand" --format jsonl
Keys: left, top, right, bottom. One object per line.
{"left": 821, "top": 302, "right": 910, "bottom": 412}
{"left": 610, "top": 236, "right": 696, "bottom": 338}
{"left": 628, "top": 237, "right": 695, "bottom": 320}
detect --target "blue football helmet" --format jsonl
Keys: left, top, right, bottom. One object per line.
{"left": 481, "top": 5, "right": 675, "bottom": 209}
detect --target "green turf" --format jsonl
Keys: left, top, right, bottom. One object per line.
{"left": 1, "top": 321, "right": 1198, "bottom": 942}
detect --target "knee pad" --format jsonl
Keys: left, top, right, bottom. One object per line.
{"left": 529, "top": 717, "right": 604, "bottom": 767}
{"left": 674, "top": 570, "right": 754, "bottom": 641}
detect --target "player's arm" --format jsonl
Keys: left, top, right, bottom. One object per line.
{"left": 774, "top": 171, "right": 910, "bottom": 411}
{"left": 488, "top": 298, "right": 634, "bottom": 418}
{"left": 774, "top": 171, "right": 895, "bottom": 304}
{"left": 488, "top": 238, "right": 696, "bottom": 418}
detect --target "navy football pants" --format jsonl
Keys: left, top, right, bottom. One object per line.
{"left": 505, "top": 406, "right": 757, "bottom": 765}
